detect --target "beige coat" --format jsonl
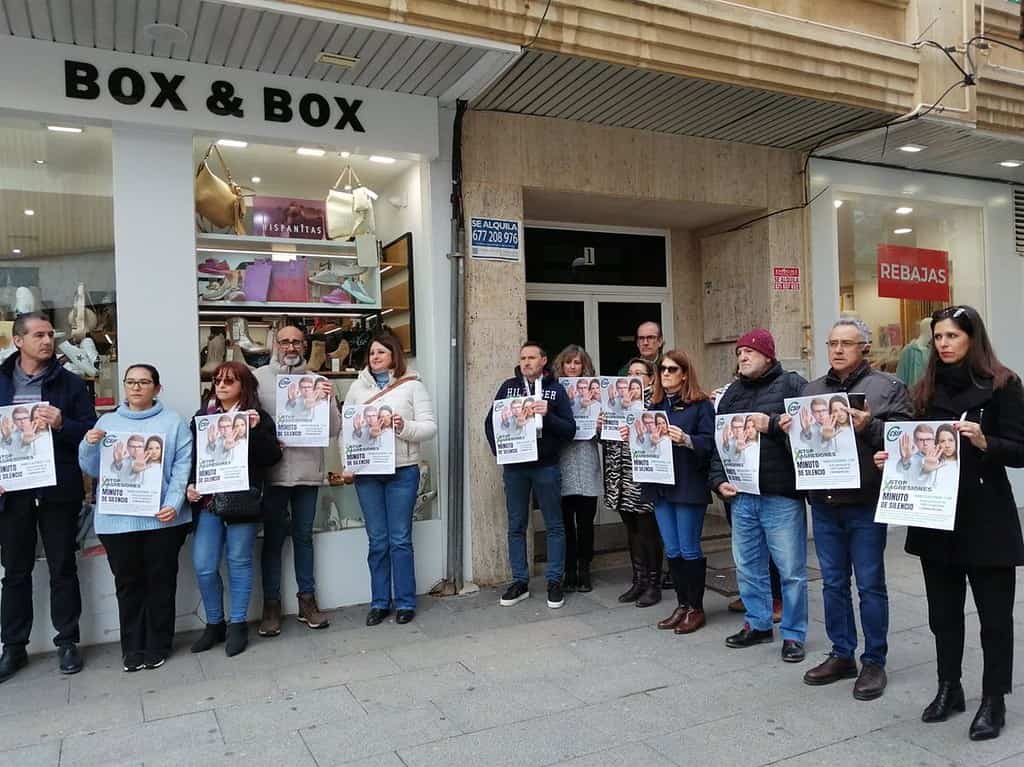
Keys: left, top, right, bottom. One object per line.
{"left": 342, "top": 367, "right": 436, "bottom": 468}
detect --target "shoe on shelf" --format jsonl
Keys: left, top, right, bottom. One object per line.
{"left": 297, "top": 593, "right": 330, "bottom": 630}
{"left": 853, "top": 663, "right": 887, "bottom": 701}
{"left": 547, "top": 580, "right": 565, "bottom": 609}
{"left": 58, "top": 644, "right": 83, "bottom": 675}
{"left": 225, "top": 622, "right": 248, "bottom": 657}
{"left": 921, "top": 681, "right": 966, "bottom": 723}
{"left": 198, "top": 258, "right": 231, "bottom": 275}
{"left": 781, "top": 640, "right": 806, "bottom": 663}
{"left": 772, "top": 598, "right": 783, "bottom": 624}
{"left": 190, "top": 621, "right": 227, "bottom": 653}
{"left": 803, "top": 654, "right": 857, "bottom": 686}
{"left": 321, "top": 288, "right": 354, "bottom": 305}
{"left": 396, "top": 610, "right": 415, "bottom": 625}
{"left": 123, "top": 652, "right": 145, "bottom": 673}
{"left": 366, "top": 608, "right": 390, "bottom": 626}
{"left": 499, "top": 582, "right": 530, "bottom": 607}
{"left": 969, "top": 695, "right": 1006, "bottom": 741}
{"left": 258, "top": 600, "right": 282, "bottom": 637}
{"left": 0, "top": 645, "right": 28, "bottom": 683}
{"left": 728, "top": 597, "right": 745, "bottom": 613}
{"left": 725, "top": 623, "right": 774, "bottom": 649}
{"left": 342, "top": 278, "right": 375, "bottom": 304}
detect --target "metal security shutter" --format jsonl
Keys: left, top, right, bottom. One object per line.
{"left": 1014, "top": 187, "right": 1024, "bottom": 258}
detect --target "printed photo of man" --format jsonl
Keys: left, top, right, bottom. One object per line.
{"left": 0, "top": 406, "right": 40, "bottom": 461}
{"left": 206, "top": 414, "right": 239, "bottom": 464}
{"left": 284, "top": 376, "right": 325, "bottom": 423}
{"left": 796, "top": 397, "right": 838, "bottom": 453}
{"left": 896, "top": 424, "right": 937, "bottom": 486}
{"left": 109, "top": 434, "right": 149, "bottom": 487}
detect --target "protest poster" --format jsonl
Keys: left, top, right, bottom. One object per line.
{"left": 627, "top": 411, "right": 674, "bottom": 484}
{"left": 97, "top": 432, "right": 164, "bottom": 516}
{"left": 784, "top": 394, "right": 861, "bottom": 490}
{"left": 875, "top": 421, "right": 960, "bottom": 531}
{"left": 275, "top": 374, "right": 331, "bottom": 447}
{"left": 194, "top": 412, "right": 251, "bottom": 494}
{"left": 491, "top": 396, "right": 538, "bottom": 465}
{"left": 600, "top": 376, "right": 644, "bottom": 441}
{"left": 342, "top": 403, "right": 396, "bottom": 475}
{"left": 714, "top": 412, "right": 761, "bottom": 495}
{"left": 0, "top": 403, "right": 57, "bottom": 492}
{"left": 560, "top": 377, "right": 601, "bottom": 440}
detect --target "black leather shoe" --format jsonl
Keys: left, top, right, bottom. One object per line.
{"left": 58, "top": 644, "right": 83, "bottom": 675}
{"left": 0, "top": 646, "right": 28, "bottom": 683}
{"left": 725, "top": 623, "right": 774, "bottom": 649}
{"left": 921, "top": 681, "right": 966, "bottom": 723}
{"left": 969, "top": 695, "right": 1006, "bottom": 741}
{"left": 396, "top": 610, "right": 415, "bottom": 625}
{"left": 366, "top": 608, "right": 390, "bottom": 626}
{"left": 853, "top": 663, "right": 887, "bottom": 701}
{"left": 781, "top": 640, "right": 806, "bottom": 663}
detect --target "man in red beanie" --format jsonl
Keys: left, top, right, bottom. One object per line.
{"left": 708, "top": 329, "right": 809, "bottom": 663}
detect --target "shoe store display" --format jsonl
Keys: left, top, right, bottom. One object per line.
{"left": 198, "top": 258, "right": 231, "bottom": 275}
{"left": 306, "top": 340, "right": 327, "bottom": 372}
{"left": 230, "top": 317, "right": 268, "bottom": 353}
{"left": 321, "top": 288, "right": 354, "bottom": 304}
{"left": 59, "top": 340, "right": 98, "bottom": 377}
{"left": 342, "top": 277, "right": 375, "bottom": 304}
{"left": 200, "top": 330, "right": 227, "bottom": 377}
{"left": 328, "top": 339, "right": 351, "bottom": 370}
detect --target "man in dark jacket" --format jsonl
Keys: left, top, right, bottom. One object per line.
{"left": 485, "top": 342, "right": 576, "bottom": 610}
{"left": 709, "top": 329, "right": 809, "bottom": 662}
{"left": 0, "top": 313, "right": 97, "bottom": 682}
{"left": 785, "top": 318, "right": 911, "bottom": 700}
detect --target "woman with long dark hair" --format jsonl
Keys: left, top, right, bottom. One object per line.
{"left": 186, "top": 361, "right": 281, "bottom": 657}
{"left": 875, "top": 305, "right": 1023, "bottom": 740}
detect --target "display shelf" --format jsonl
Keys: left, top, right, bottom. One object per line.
{"left": 198, "top": 300, "right": 381, "bottom": 312}
{"left": 196, "top": 232, "right": 358, "bottom": 257}
{"left": 379, "top": 261, "right": 407, "bottom": 274}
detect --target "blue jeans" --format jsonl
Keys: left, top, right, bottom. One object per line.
{"left": 654, "top": 501, "right": 707, "bottom": 560}
{"left": 355, "top": 465, "right": 420, "bottom": 611}
{"left": 261, "top": 485, "right": 320, "bottom": 600}
{"left": 503, "top": 463, "right": 565, "bottom": 584}
{"left": 191, "top": 510, "right": 258, "bottom": 624}
{"left": 811, "top": 502, "right": 889, "bottom": 666}
{"left": 731, "top": 493, "right": 808, "bottom": 640}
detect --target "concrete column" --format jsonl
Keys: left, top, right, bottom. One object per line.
{"left": 669, "top": 229, "right": 705, "bottom": 374}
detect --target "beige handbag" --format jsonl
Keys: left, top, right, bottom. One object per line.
{"left": 325, "top": 165, "right": 377, "bottom": 240}
{"left": 195, "top": 144, "right": 248, "bottom": 235}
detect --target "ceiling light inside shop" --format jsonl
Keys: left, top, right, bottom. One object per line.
{"left": 23, "top": 209, "right": 34, "bottom": 216}
{"left": 315, "top": 51, "right": 360, "bottom": 69}
{"left": 895, "top": 207, "right": 913, "bottom": 215}
{"left": 296, "top": 147, "right": 326, "bottom": 157}
{"left": 999, "top": 160, "right": 1023, "bottom": 168}
{"left": 893, "top": 227, "right": 913, "bottom": 235}
{"left": 251, "top": 176, "right": 261, "bottom": 184}
{"left": 833, "top": 200, "right": 843, "bottom": 209}
{"left": 369, "top": 155, "right": 396, "bottom": 164}
{"left": 217, "top": 139, "right": 248, "bottom": 148}
{"left": 11, "top": 249, "right": 21, "bottom": 255}
{"left": 47, "top": 125, "right": 82, "bottom": 133}
{"left": 898, "top": 144, "right": 926, "bottom": 153}
{"left": 340, "top": 151, "right": 351, "bottom": 158}
{"left": 33, "top": 159, "right": 46, "bottom": 165}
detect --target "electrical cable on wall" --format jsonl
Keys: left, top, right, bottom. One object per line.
{"left": 524, "top": 0, "right": 554, "bottom": 50}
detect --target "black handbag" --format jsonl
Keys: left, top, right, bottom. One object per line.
{"left": 211, "top": 485, "right": 264, "bottom": 523}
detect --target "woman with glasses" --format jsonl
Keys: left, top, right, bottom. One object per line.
{"left": 874, "top": 306, "right": 1024, "bottom": 740}
{"left": 79, "top": 365, "right": 193, "bottom": 671}
{"left": 601, "top": 357, "right": 663, "bottom": 606}
{"left": 186, "top": 362, "right": 282, "bottom": 657}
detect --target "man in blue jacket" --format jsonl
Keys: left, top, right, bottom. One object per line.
{"left": 485, "top": 342, "right": 576, "bottom": 610}
{"left": 0, "top": 313, "right": 97, "bottom": 683}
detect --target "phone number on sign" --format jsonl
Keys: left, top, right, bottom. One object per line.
{"left": 472, "top": 221, "right": 519, "bottom": 247}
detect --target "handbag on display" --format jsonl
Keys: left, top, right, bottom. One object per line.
{"left": 242, "top": 259, "right": 272, "bottom": 302}
{"left": 195, "top": 144, "right": 249, "bottom": 235}
{"left": 268, "top": 259, "right": 310, "bottom": 303}
{"left": 325, "top": 165, "right": 377, "bottom": 240}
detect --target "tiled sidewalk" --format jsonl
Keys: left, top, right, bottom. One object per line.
{"left": 1, "top": 527, "right": 1022, "bottom": 767}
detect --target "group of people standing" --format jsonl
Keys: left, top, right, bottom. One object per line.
{"left": 0, "top": 312, "right": 435, "bottom": 683}
{"left": 486, "top": 309, "right": 1022, "bottom": 742}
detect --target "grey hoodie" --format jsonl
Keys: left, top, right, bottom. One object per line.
{"left": 255, "top": 360, "right": 342, "bottom": 486}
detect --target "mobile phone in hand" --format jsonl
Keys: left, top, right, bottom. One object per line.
{"left": 848, "top": 393, "right": 866, "bottom": 410}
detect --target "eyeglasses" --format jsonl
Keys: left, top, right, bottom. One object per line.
{"left": 825, "top": 340, "right": 866, "bottom": 350}
{"left": 213, "top": 376, "right": 238, "bottom": 385}
{"left": 277, "top": 339, "right": 304, "bottom": 348}
{"left": 659, "top": 365, "right": 682, "bottom": 373}
{"left": 123, "top": 379, "right": 154, "bottom": 388}
{"left": 932, "top": 306, "right": 967, "bottom": 321}
{"left": 637, "top": 335, "right": 661, "bottom": 343}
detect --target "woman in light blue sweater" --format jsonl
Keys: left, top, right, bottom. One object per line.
{"left": 79, "top": 364, "right": 192, "bottom": 672}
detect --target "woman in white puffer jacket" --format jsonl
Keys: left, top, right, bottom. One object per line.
{"left": 342, "top": 333, "right": 436, "bottom": 626}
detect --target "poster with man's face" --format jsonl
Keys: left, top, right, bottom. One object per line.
{"left": 342, "top": 404, "right": 396, "bottom": 475}
{"left": 783, "top": 394, "right": 860, "bottom": 490}
{"left": 875, "top": 421, "right": 960, "bottom": 531}
{"left": 600, "top": 376, "right": 644, "bottom": 441}
{"left": 492, "top": 396, "right": 538, "bottom": 465}
{"left": 194, "top": 413, "right": 250, "bottom": 494}
{"left": 98, "top": 432, "right": 165, "bottom": 516}
{"left": 0, "top": 403, "right": 56, "bottom": 492}
{"left": 276, "top": 374, "right": 331, "bottom": 447}
{"left": 559, "top": 377, "right": 600, "bottom": 440}
{"left": 627, "top": 411, "right": 673, "bottom": 484}
{"left": 713, "top": 412, "right": 761, "bottom": 495}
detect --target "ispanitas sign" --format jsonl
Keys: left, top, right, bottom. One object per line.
{"left": 876, "top": 245, "right": 951, "bottom": 302}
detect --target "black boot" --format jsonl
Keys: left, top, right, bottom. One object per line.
{"left": 577, "top": 561, "right": 593, "bottom": 593}
{"left": 970, "top": 695, "right": 1006, "bottom": 741}
{"left": 667, "top": 557, "right": 689, "bottom": 609}
{"left": 636, "top": 569, "right": 662, "bottom": 608}
{"left": 225, "top": 622, "right": 249, "bottom": 657}
{"left": 190, "top": 621, "right": 227, "bottom": 654}
{"left": 686, "top": 557, "right": 707, "bottom": 612}
{"left": 563, "top": 561, "right": 578, "bottom": 593}
{"left": 921, "top": 681, "right": 966, "bottom": 723}
{"left": 0, "top": 646, "right": 28, "bottom": 683}
{"left": 660, "top": 558, "right": 674, "bottom": 589}
{"left": 618, "top": 558, "right": 644, "bottom": 603}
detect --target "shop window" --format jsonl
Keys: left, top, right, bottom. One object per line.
{"left": 525, "top": 227, "right": 667, "bottom": 287}
{"left": 835, "top": 193, "right": 985, "bottom": 384}
{"left": 0, "top": 118, "right": 118, "bottom": 407}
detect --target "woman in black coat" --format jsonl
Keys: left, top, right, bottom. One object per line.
{"left": 875, "top": 305, "right": 1024, "bottom": 741}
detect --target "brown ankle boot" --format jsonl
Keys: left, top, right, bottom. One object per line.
{"left": 297, "top": 593, "right": 330, "bottom": 629}
{"left": 258, "top": 600, "right": 282, "bottom": 637}
{"left": 675, "top": 608, "right": 706, "bottom": 634}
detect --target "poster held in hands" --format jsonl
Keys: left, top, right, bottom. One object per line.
{"left": 0, "top": 402, "right": 57, "bottom": 492}
{"left": 874, "top": 421, "right": 960, "bottom": 531}
{"left": 600, "top": 376, "right": 644, "bottom": 441}
{"left": 560, "top": 377, "right": 600, "bottom": 440}
{"left": 783, "top": 394, "right": 861, "bottom": 490}
{"left": 342, "top": 404, "right": 396, "bottom": 475}
{"left": 492, "top": 396, "right": 538, "bottom": 465}
{"left": 275, "top": 374, "right": 331, "bottom": 447}
{"left": 194, "top": 413, "right": 251, "bottom": 494}
{"left": 628, "top": 411, "right": 674, "bottom": 484}
{"left": 714, "top": 412, "right": 761, "bottom": 495}
{"left": 98, "top": 432, "right": 165, "bottom": 516}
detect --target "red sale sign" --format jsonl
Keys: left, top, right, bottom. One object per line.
{"left": 876, "top": 245, "right": 950, "bottom": 302}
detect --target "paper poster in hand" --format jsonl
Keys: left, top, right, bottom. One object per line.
{"left": 98, "top": 432, "right": 164, "bottom": 516}
{"left": 784, "top": 394, "right": 861, "bottom": 490}
{"left": 0, "top": 402, "right": 57, "bottom": 492}
{"left": 343, "top": 404, "right": 396, "bottom": 475}
{"left": 492, "top": 396, "right": 538, "bottom": 465}
{"left": 874, "top": 421, "right": 960, "bottom": 531}
{"left": 194, "top": 413, "right": 251, "bottom": 494}
{"left": 275, "top": 374, "right": 331, "bottom": 447}
{"left": 560, "top": 377, "right": 600, "bottom": 440}
{"left": 714, "top": 412, "right": 761, "bottom": 495}
{"left": 600, "top": 376, "right": 644, "bottom": 441}
{"left": 628, "top": 411, "right": 674, "bottom": 484}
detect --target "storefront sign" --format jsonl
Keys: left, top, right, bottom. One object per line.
{"left": 876, "top": 245, "right": 950, "bottom": 302}
{"left": 470, "top": 218, "right": 522, "bottom": 262}
{"left": 772, "top": 266, "right": 800, "bottom": 291}
{"left": 252, "top": 197, "right": 326, "bottom": 239}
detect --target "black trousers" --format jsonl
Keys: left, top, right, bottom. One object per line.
{"left": 921, "top": 558, "right": 1016, "bottom": 696}
{"left": 619, "top": 509, "right": 663, "bottom": 573}
{"left": 0, "top": 494, "right": 82, "bottom": 648}
{"left": 100, "top": 526, "right": 188, "bottom": 657}
{"left": 563, "top": 495, "right": 598, "bottom": 566}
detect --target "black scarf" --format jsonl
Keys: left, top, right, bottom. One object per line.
{"left": 931, "top": 361, "right": 992, "bottom": 418}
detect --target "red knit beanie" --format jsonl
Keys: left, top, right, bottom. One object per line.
{"left": 735, "top": 329, "right": 776, "bottom": 360}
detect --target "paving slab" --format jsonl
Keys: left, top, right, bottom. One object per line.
{"left": 430, "top": 678, "right": 584, "bottom": 732}
{"left": 0, "top": 741, "right": 61, "bottom": 767}
{"left": 59, "top": 710, "right": 222, "bottom": 767}
{"left": 141, "top": 730, "right": 318, "bottom": 767}
{"left": 214, "top": 683, "right": 365, "bottom": 744}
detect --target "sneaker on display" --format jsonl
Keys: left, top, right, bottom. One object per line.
{"left": 499, "top": 581, "right": 530, "bottom": 606}
{"left": 342, "top": 278, "right": 375, "bottom": 304}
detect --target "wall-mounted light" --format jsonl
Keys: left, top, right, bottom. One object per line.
{"left": 369, "top": 155, "right": 396, "bottom": 164}
{"left": 47, "top": 125, "right": 83, "bottom": 134}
